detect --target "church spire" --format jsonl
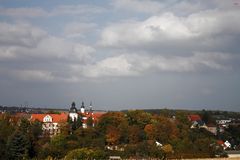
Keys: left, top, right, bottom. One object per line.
{"left": 89, "top": 101, "right": 93, "bottom": 113}
{"left": 69, "top": 101, "right": 78, "bottom": 121}
{"left": 69, "top": 101, "right": 77, "bottom": 113}
{"left": 80, "top": 101, "right": 85, "bottom": 113}
{"left": 81, "top": 101, "right": 85, "bottom": 108}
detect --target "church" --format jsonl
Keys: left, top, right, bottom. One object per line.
{"left": 69, "top": 101, "right": 96, "bottom": 128}
{"left": 30, "top": 102, "right": 105, "bottom": 136}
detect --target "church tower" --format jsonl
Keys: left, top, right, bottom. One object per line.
{"left": 69, "top": 102, "right": 78, "bottom": 121}
{"left": 89, "top": 102, "right": 93, "bottom": 115}
{"left": 80, "top": 101, "right": 85, "bottom": 114}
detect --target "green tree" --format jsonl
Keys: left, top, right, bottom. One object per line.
{"left": 30, "top": 120, "right": 42, "bottom": 141}
{"left": 74, "top": 127, "right": 105, "bottom": 148}
{"left": 126, "top": 110, "right": 152, "bottom": 128}
{"left": 48, "top": 134, "right": 68, "bottom": 158}
{"left": 68, "top": 116, "right": 82, "bottom": 132}
{"left": 201, "top": 109, "right": 210, "bottom": 124}
{"left": 76, "top": 116, "right": 83, "bottom": 129}
{"left": 0, "top": 114, "right": 15, "bottom": 159}
{"left": 19, "top": 118, "right": 31, "bottom": 133}
{"left": 7, "top": 129, "right": 30, "bottom": 160}
{"left": 86, "top": 117, "right": 93, "bottom": 128}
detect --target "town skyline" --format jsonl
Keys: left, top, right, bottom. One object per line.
{"left": 0, "top": 0, "right": 240, "bottom": 111}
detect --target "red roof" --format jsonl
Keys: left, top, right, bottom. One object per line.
{"left": 81, "top": 112, "right": 105, "bottom": 123}
{"left": 92, "top": 112, "right": 105, "bottom": 120}
{"left": 188, "top": 114, "right": 201, "bottom": 121}
{"left": 31, "top": 113, "right": 68, "bottom": 123}
{"left": 217, "top": 140, "right": 224, "bottom": 145}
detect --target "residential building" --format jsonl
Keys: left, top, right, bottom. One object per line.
{"left": 188, "top": 114, "right": 206, "bottom": 129}
{"left": 31, "top": 113, "right": 68, "bottom": 136}
{"left": 206, "top": 124, "right": 217, "bottom": 135}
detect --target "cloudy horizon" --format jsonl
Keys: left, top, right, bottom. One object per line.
{"left": 0, "top": 0, "right": 240, "bottom": 111}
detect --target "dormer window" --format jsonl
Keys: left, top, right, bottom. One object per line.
{"left": 43, "top": 115, "right": 53, "bottom": 122}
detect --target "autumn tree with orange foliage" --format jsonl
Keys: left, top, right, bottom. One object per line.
{"left": 144, "top": 124, "right": 155, "bottom": 140}
{"left": 106, "top": 126, "right": 121, "bottom": 145}
{"left": 128, "top": 125, "right": 142, "bottom": 144}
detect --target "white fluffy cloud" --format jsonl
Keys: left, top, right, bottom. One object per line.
{"left": 0, "top": 22, "right": 47, "bottom": 48}
{"left": 80, "top": 52, "right": 232, "bottom": 78}
{"left": 0, "top": 22, "right": 95, "bottom": 82}
{"left": 100, "top": 9, "right": 240, "bottom": 48}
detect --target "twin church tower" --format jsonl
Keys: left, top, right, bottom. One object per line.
{"left": 69, "top": 101, "right": 93, "bottom": 122}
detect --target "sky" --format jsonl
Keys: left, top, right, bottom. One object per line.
{"left": 0, "top": 0, "right": 240, "bottom": 111}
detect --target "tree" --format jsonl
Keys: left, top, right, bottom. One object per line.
{"left": 126, "top": 110, "right": 152, "bottom": 128}
{"left": 175, "top": 111, "right": 191, "bottom": 125}
{"left": 48, "top": 134, "right": 68, "bottom": 158}
{"left": 7, "top": 129, "right": 31, "bottom": 159}
{"left": 0, "top": 114, "right": 15, "bottom": 159}
{"left": 76, "top": 116, "right": 83, "bottom": 129}
{"left": 19, "top": 118, "right": 31, "bottom": 133}
{"left": 162, "top": 144, "right": 174, "bottom": 159}
{"left": 144, "top": 124, "right": 155, "bottom": 140}
{"left": 106, "top": 126, "right": 121, "bottom": 145}
{"left": 97, "top": 111, "right": 128, "bottom": 145}
{"left": 68, "top": 115, "right": 82, "bottom": 133}
{"left": 64, "top": 148, "right": 107, "bottom": 160}
{"left": 153, "top": 116, "right": 178, "bottom": 143}
{"left": 59, "top": 121, "right": 70, "bottom": 136}
{"left": 128, "top": 125, "right": 142, "bottom": 144}
{"left": 201, "top": 109, "right": 213, "bottom": 124}
{"left": 97, "top": 112, "right": 127, "bottom": 134}
{"left": 30, "top": 120, "right": 42, "bottom": 141}
{"left": 86, "top": 117, "right": 93, "bottom": 128}
{"left": 74, "top": 127, "right": 105, "bottom": 148}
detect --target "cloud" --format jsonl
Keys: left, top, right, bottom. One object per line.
{"left": 0, "top": 2, "right": 239, "bottom": 83}
{"left": 112, "top": 0, "right": 238, "bottom": 15}
{"left": 80, "top": 52, "right": 232, "bottom": 78}
{"left": 82, "top": 55, "right": 138, "bottom": 78}
{"left": 0, "top": 22, "right": 95, "bottom": 82}
{"left": 99, "top": 10, "right": 240, "bottom": 53}
{"left": 112, "top": 0, "right": 164, "bottom": 14}
{"left": 50, "top": 4, "right": 105, "bottom": 16}
{"left": 0, "top": 7, "right": 47, "bottom": 17}
{"left": 99, "top": 13, "right": 196, "bottom": 47}
{"left": 0, "top": 22, "right": 47, "bottom": 48}
{"left": 31, "top": 36, "right": 95, "bottom": 60}
{"left": 64, "top": 22, "right": 97, "bottom": 38}
{"left": 13, "top": 70, "right": 54, "bottom": 82}
{"left": 0, "top": 22, "right": 95, "bottom": 60}
{"left": 0, "top": 4, "right": 105, "bottom": 18}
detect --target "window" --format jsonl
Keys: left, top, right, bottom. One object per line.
{"left": 43, "top": 115, "right": 52, "bottom": 122}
